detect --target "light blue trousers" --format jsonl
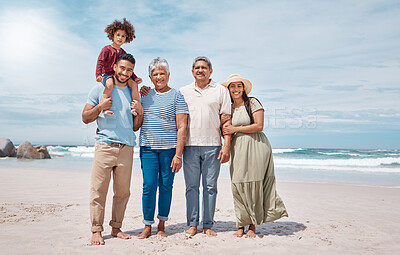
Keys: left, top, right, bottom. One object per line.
{"left": 183, "top": 146, "right": 221, "bottom": 229}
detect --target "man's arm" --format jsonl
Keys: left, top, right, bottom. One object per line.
{"left": 218, "top": 113, "right": 231, "bottom": 164}
{"left": 221, "top": 113, "right": 231, "bottom": 126}
{"left": 132, "top": 100, "right": 144, "bottom": 131}
{"left": 82, "top": 97, "right": 112, "bottom": 124}
{"left": 222, "top": 110, "right": 264, "bottom": 135}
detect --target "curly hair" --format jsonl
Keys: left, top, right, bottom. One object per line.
{"left": 104, "top": 18, "right": 135, "bottom": 43}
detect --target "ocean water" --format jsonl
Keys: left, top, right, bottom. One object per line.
{"left": 272, "top": 148, "right": 400, "bottom": 187}
{"left": 1, "top": 146, "right": 399, "bottom": 187}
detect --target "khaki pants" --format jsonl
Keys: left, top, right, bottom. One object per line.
{"left": 90, "top": 142, "right": 133, "bottom": 233}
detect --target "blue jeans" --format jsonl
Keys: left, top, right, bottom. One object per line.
{"left": 183, "top": 146, "right": 221, "bottom": 229}
{"left": 140, "top": 146, "right": 176, "bottom": 225}
{"left": 101, "top": 74, "right": 114, "bottom": 86}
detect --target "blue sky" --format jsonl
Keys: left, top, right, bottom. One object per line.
{"left": 0, "top": 0, "right": 399, "bottom": 149}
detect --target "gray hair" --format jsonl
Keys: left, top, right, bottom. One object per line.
{"left": 148, "top": 57, "right": 170, "bottom": 76}
{"left": 192, "top": 56, "right": 212, "bottom": 70}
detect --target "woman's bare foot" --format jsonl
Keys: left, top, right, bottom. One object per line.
{"left": 111, "top": 227, "right": 131, "bottom": 239}
{"left": 91, "top": 232, "right": 105, "bottom": 245}
{"left": 203, "top": 228, "right": 217, "bottom": 237}
{"left": 233, "top": 227, "right": 245, "bottom": 237}
{"left": 245, "top": 224, "right": 256, "bottom": 238}
{"left": 137, "top": 225, "right": 152, "bottom": 239}
{"left": 157, "top": 220, "right": 167, "bottom": 237}
{"left": 185, "top": 226, "right": 198, "bottom": 237}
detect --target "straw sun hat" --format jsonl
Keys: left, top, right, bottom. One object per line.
{"left": 221, "top": 74, "right": 252, "bottom": 95}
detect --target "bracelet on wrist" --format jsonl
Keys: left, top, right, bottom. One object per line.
{"left": 175, "top": 155, "right": 182, "bottom": 159}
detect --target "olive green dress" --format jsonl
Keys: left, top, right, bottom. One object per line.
{"left": 230, "top": 98, "right": 288, "bottom": 228}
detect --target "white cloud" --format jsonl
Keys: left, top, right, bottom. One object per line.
{"left": 0, "top": 8, "right": 97, "bottom": 96}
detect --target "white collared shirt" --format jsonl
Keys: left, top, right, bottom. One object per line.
{"left": 180, "top": 79, "right": 231, "bottom": 146}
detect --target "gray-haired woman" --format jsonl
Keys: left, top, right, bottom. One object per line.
{"left": 137, "top": 58, "right": 189, "bottom": 238}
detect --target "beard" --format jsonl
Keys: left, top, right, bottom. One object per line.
{"left": 115, "top": 74, "right": 129, "bottom": 84}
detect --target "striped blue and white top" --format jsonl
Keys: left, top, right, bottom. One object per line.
{"left": 139, "top": 88, "right": 189, "bottom": 149}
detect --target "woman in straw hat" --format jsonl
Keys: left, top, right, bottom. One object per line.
{"left": 221, "top": 74, "right": 288, "bottom": 238}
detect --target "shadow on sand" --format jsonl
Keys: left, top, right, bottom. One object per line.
{"left": 214, "top": 220, "right": 307, "bottom": 237}
{"left": 102, "top": 220, "right": 306, "bottom": 239}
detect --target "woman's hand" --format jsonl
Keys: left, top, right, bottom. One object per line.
{"left": 222, "top": 123, "right": 237, "bottom": 135}
{"left": 171, "top": 155, "right": 183, "bottom": 173}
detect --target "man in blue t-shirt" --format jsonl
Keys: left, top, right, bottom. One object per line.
{"left": 82, "top": 54, "right": 143, "bottom": 245}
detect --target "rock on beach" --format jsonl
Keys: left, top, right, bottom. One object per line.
{"left": 0, "top": 137, "right": 16, "bottom": 157}
{"left": 16, "top": 141, "right": 51, "bottom": 159}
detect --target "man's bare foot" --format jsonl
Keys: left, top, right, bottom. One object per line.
{"left": 203, "top": 228, "right": 217, "bottom": 237}
{"left": 185, "top": 226, "right": 197, "bottom": 237}
{"left": 233, "top": 227, "right": 245, "bottom": 237}
{"left": 91, "top": 232, "right": 105, "bottom": 245}
{"left": 157, "top": 220, "right": 167, "bottom": 237}
{"left": 137, "top": 225, "right": 152, "bottom": 239}
{"left": 103, "top": 110, "right": 114, "bottom": 116}
{"left": 245, "top": 224, "right": 256, "bottom": 238}
{"left": 111, "top": 227, "right": 131, "bottom": 239}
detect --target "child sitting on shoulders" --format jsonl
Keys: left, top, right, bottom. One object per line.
{"left": 96, "top": 18, "right": 142, "bottom": 115}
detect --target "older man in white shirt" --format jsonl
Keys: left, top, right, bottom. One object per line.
{"left": 180, "top": 56, "right": 231, "bottom": 237}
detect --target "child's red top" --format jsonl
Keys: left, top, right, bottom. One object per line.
{"left": 96, "top": 45, "right": 137, "bottom": 79}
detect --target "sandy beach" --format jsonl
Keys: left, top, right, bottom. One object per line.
{"left": 0, "top": 165, "right": 399, "bottom": 255}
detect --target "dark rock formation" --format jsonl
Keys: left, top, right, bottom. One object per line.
{"left": 0, "top": 138, "right": 16, "bottom": 157}
{"left": 34, "top": 145, "right": 51, "bottom": 159}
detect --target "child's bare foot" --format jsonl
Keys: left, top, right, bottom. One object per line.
{"left": 203, "top": 228, "right": 217, "bottom": 237}
{"left": 91, "top": 232, "right": 105, "bottom": 245}
{"left": 111, "top": 227, "right": 131, "bottom": 239}
{"left": 233, "top": 227, "right": 244, "bottom": 237}
{"left": 137, "top": 225, "right": 152, "bottom": 239}
{"left": 185, "top": 226, "right": 197, "bottom": 237}
{"left": 245, "top": 224, "right": 256, "bottom": 238}
{"left": 157, "top": 220, "right": 167, "bottom": 237}
{"left": 103, "top": 110, "right": 114, "bottom": 116}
